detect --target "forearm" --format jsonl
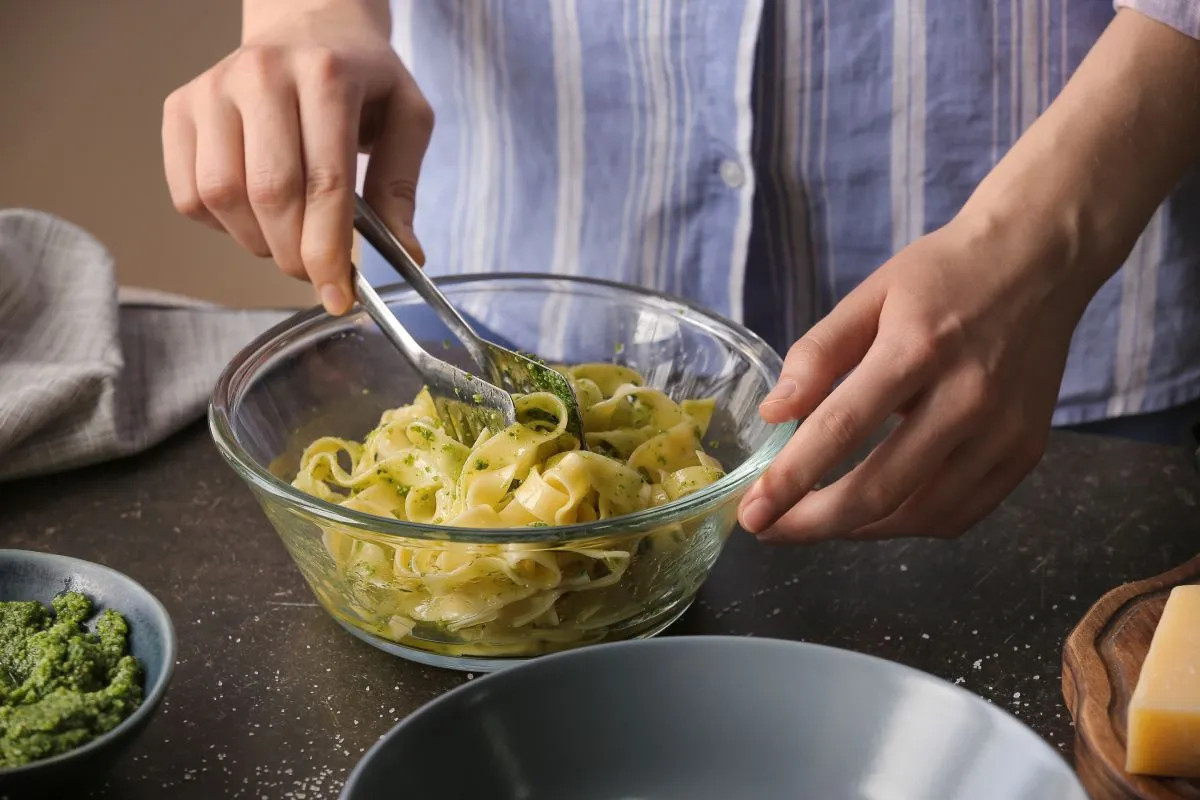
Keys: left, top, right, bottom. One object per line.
{"left": 964, "top": 9, "right": 1200, "bottom": 298}
{"left": 242, "top": 0, "right": 391, "bottom": 41}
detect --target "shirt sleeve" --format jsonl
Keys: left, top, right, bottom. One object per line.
{"left": 1115, "top": 1, "right": 1200, "bottom": 39}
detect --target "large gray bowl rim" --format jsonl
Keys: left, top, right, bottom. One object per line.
{"left": 340, "top": 635, "right": 1085, "bottom": 798}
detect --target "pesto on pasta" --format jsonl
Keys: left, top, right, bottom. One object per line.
{"left": 292, "top": 363, "right": 727, "bottom": 655}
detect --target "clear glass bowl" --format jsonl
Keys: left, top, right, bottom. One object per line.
{"left": 210, "top": 275, "right": 795, "bottom": 672}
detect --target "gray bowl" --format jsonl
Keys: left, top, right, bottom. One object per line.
{"left": 0, "top": 549, "right": 176, "bottom": 796}
{"left": 342, "top": 636, "right": 1087, "bottom": 800}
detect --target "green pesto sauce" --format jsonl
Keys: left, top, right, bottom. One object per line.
{"left": 0, "top": 592, "right": 143, "bottom": 769}
{"left": 520, "top": 354, "right": 577, "bottom": 411}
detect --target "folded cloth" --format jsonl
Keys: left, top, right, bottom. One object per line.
{"left": 0, "top": 209, "right": 293, "bottom": 482}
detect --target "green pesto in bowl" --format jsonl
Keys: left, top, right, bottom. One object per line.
{"left": 0, "top": 592, "right": 143, "bottom": 768}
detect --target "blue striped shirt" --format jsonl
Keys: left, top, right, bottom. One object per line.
{"left": 359, "top": 0, "right": 1200, "bottom": 426}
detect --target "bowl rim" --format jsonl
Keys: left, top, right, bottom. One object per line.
{"left": 339, "top": 635, "right": 1087, "bottom": 799}
{"left": 209, "top": 273, "right": 797, "bottom": 544}
{"left": 0, "top": 548, "right": 177, "bottom": 777}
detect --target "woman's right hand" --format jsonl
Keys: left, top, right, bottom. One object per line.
{"left": 162, "top": 0, "right": 433, "bottom": 314}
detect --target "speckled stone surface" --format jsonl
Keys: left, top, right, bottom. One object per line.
{"left": 0, "top": 423, "right": 1196, "bottom": 799}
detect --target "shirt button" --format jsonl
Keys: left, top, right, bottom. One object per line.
{"left": 719, "top": 159, "right": 745, "bottom": 188}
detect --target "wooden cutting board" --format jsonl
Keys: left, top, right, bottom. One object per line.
{"left": 1062, "top": 554, "right": 1200, "bottom": 799}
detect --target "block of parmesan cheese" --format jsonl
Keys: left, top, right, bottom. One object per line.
{"left": 1126, "top": 584, "right": 1200, "bottom": 777}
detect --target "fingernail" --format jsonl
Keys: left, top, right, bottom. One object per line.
{"left": 740, "top": 497, "right": 773, "bottom": 534}
{"left": 406, "top": 231, "right": 426, "bottom": 267}
{"left": 761, "top": 378, "right": 797, "bottom": 406}
{"left": 320, "top": 283, "right": 348, "bottom": 315}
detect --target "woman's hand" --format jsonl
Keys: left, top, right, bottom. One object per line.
{"left": 738, "top": 8, "right": 1200, "bottom": 544}
{"left": 162, "top": 0, "right": 433, "bottom": 314}
{"left": 737, "top": 211, "right": 1086, "bottom": 542}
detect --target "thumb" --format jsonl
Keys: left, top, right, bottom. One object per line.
{"left": 760, "top": 282, "right": 884, "bottom": 423}
{"left": 362, "top": 79, "right": 434, "bottom": 266}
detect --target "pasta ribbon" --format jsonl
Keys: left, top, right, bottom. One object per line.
{"left": 292, "top": 363, "right": 728, "bottom": 653}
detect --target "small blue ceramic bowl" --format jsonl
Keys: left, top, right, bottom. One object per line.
{"left": 0, "top": 549, "right": 176, "bottom": 796}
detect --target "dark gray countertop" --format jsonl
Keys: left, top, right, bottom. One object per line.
{"left": 0, "top": 423, "right": 1197, "bottom": 799}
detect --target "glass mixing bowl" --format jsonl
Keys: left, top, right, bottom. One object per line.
{"left": 210, "top": 274, "right": 795, "bottom": 672}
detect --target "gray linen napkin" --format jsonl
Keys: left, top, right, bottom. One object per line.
{"left": 0, "top": 209, "right": 293, "bottom": 482}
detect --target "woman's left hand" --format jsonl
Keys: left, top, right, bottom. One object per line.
{"left": 737, "top": 209, "right": 1091, "bottom": 543}
{"left": 736, "top": 7, "right": 1200, "bottom": 544}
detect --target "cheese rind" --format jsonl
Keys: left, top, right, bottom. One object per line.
{"left": 1126, "top": 584, "right": 1200, "bottom": 777}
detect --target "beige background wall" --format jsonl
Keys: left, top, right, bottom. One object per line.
{"left": 0, "top": 0, "right": 313, "bottom": 308}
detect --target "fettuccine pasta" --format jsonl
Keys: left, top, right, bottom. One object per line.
{"left": 291, "top": 363, "right": 728, "bottom": 655}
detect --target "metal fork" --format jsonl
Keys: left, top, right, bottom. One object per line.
{"left": 353, "top": 195, "right": 587, "bottom": 448}
{"left": 351, "top": 266, "right": 515, "bottom": 445}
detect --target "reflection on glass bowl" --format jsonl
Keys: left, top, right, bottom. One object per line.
{"left": 209, "top": 275, "right": 795, "bottom": 672}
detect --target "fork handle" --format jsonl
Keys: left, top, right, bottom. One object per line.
{"left": 353, "top": 195, "right": 492, "bottom": 375}
{"left": 352, "top": 265, "right": 428, "bottom": 370}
